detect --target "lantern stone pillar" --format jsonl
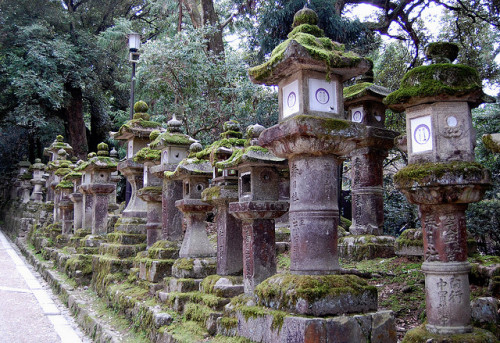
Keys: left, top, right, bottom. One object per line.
{"left": 66, "top": 168, "right": 83, "bottom": 232}
{"left": 228, "top": 124, "right": 289, "bottom": 293}
{"left": 166, "top": 150, "right": 217, "bottom": 278}
{"left": 136, "top": 144, "right": 163, "bottom": 247}
{"left": 76, "top": 143, "right": 117, "bottom": 236}
{"left": 339, "top": 72, "right": 400, "bottom": 260}
{"left": 30, "top": 159, "right": 47, "bottom": 203}
{"left": 201, "top": 121, "right": 246, "bottom": 276}
{"left": 149, "top": 115, "right": 193, "bottom": 242}
{"left": 387, "top": 42, "right": 493, "bottom": 341}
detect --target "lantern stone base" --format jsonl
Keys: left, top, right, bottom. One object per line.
{"left": 234, "top": 308, "right": 396, "bottom": 343}
{"left": 402, "top": 325, "right": 497, "bottom": 343}
{"left": 254, "top": 274, "right": 377, "bottom": 316}
{"left": 395, "top": 229, "right": 424, "bottom": 257}
{"left": 338, "top": 235, "right": 395, "bottom": 261}
{"left": 172, "top": 257, "right": 217, "bottom": 279}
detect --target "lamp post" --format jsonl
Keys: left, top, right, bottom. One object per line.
{"left": 126, "top": 33, "right": 141, "bottom": 204}
{"left": 128, "top": 32, "right": 141, "bottom": 120}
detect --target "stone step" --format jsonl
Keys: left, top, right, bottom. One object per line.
{"left": 147, "top": 240, "right": 180, "bottom": 260}
{"left": 171, "top": 257, "right": 217, "bottom": 279}
{"left": 114, "top": 217, "right": 147, "bottom": 234}
{"left": 98, "top": 243, "right": 147, "bottom": 259}
{"left": 158, "top": 291, "right": 229, "bottom": 313}
{"left": 163, "top": 277, "right": 202, "bottom": 293}
{"left": 200, "top": 275, "right": 244, "bottom": 298}
{"left": 76, "top": 246, "right": 99, "bottom": 255}
{"left": 106, "top": 232, "right": 147, "bottom": 245}
{"left": 183, "top": 302, "right": 222, "bottom": 335}
{"left": 137, "top": 258, "right": 175, "bottom": 283}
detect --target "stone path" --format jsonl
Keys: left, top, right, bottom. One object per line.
{"left": 0, "top": 230, "right": 89, "bottom": 343}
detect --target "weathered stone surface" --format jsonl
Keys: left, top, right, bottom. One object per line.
{"left": 171, "top": 257, "right": 217, "bottom": 279}
{"left": 138, "top": 259, "right": 174, "bottom": 282}
{"left": 338, "top": 235, "right": 395, "bottom": 261}
{"left": 471, "top": 297, "right": 499, "bottom": 325}
{"left": 255, "top": 274, "right": 377, "bottom": 316}
{"left": 164, "top": 277, "right": 201, "bottom": 293}
{"left": 235, "top": 309, "right": 396, "bottom": 343}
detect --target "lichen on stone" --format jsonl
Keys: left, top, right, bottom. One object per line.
{"left": 133, "top": 147, "right": 161, "bottom": 163}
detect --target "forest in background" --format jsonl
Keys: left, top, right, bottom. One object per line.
{"left": 0, "top": 0, "right": 499, "bottom": 250}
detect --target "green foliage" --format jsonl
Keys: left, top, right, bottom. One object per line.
{"left": 249, "top": 0, "right": 377, "bottom": 63}
{"left": 138, "top": 26, "right": 278, "bottom": 145}
{"left": 467, "top": 104, "right": 500, "bottom": 254}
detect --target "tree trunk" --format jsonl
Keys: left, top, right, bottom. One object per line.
{"left": 201, "top": 0, "right": 225, "bottom": 57}
{"left": 64, "top": 85, "right": 88, "bottom": 159}
{"left": 88, "top": 95, "right": 110, "bottom": 153}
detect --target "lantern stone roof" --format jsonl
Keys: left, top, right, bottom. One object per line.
{"left": 385, "top": 42, "right": 492, "bottom": 112}
{"left": 248, "top": 8, "right": 372, "bottom": 85}
{"left": 75, "top": 143, "right": 117, "bottom": 171}
{"left": 164, "top": 158, "right": 212, "bottom": 180}
{"left": 194, "top": 121, "right": 247, "bottom": 164}
{"left": 133, "top": 147, "right": 161, "bottom": 163}
{"left": 344, "top": 82, "right": 391, "bottom": 105}
{"left": 30, "top": 159, "right": 46, "bottom": 171}
{"left": 43, "top": 135, "right": 73, "bottom": 157}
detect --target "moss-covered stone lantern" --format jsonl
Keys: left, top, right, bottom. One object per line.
{"left": 166, "top": 145, "right": 217, "bottom": 279}
{"left": 200, "top": 120, "right": 247, "bottom": 276}
{"left": 238, "top": 10, "right": 389, "bottom": 341}
{"left": 388, "top": 42, "right": 492, "bottom": 340}
{"left": 339, "top": 71, "right": 400, "bottom": 260}
{"left": 227, "top": 124, "right": 289, "bottom": 293}
{"left": 149, "top": 115, "right": 196, "bottom": 242}
{"left": 75, "top": 143, "right": 118, "bottom": 235}
{"left": 43, "top": 135, "right": 74, "bottom": 201}
{"left": 30, "top": 158, "right": 46, "bottom": 203}
{"left": 248, "top": 7, "right": 371, "bottom": 122}
{"left": 112, "top": 101, "right": 162, "bottom": 231}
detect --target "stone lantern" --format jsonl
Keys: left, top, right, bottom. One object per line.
{"left": 387, "top": 42, "right": 492, "bottom": 340}
{"left": 65, "top": 167, "right": 84, "bottom": 232}
{"left": 43, "top": 135, "right": 73, "bottom": 201}
{"left": 135, "top": 139, "right": 163, "bottom": 247}
{"left": 228, "top": 124, "right": 289, "bottom": 293}
{"left": 30, "top": 158, "right": 46, "bottom": 202}
{"left": 17, "top": 157, "right": 32, "bottom": 203}
{"left": 76, "top": 143, "right": 118, "bottom": 235}
{"left": 112, "top": 101, "right": 162, "bottom": 232}
{"left": 339, "top": 71, "right": 400, "bottom": 260}
{"left": 166, "top": 146, "right": 217, "bottom": 278}
{"left": 201, "top": 120, "right": 246, "bottom": 276}
{"left": 149, "top": 115, "right": 195, "bottom": 242}
{"left": 52, "top": 157, "right": 72, "bottom": 222}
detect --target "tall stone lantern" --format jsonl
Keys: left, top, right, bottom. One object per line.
{"left": 43, "top": 135, "right": 73, "bottom": 201}
{"left": 250, "top": 8, "right": 371, "bottom": 276}
{"left": 386, "top": 42, "right": 492, "bottom": 340}
{"left": 149, "top": 115, "right": 195, "bottom": 242}
{"left": 227, "top": 124, "right": 289, "bottom": 293}
{"left": 339, "top": 71, "right": 400, "bottom": 260}
{"left": 201, "top": 121, "right": 246, "bottom": 276}
{"left": 112, "top": 101, "right": 162, "bottom": 232}
{"left": 165, "top": 144, "right": 217, "bottom": 279}
{"left": 30, "top": 159, "right": 47, "bottom": 202}
{"left": 76, "top": 143, "right": 118, "bottom": 235}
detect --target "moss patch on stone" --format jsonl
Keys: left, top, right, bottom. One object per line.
{"left": 394, "top": 161, "right": 485, "bottom": 187}
{"left": 385, "top": 63, "right": 481, "bottom": 108}
{"left": 201, "top": 186, "right": 221, "bottom": 202}
{"left": 149, "top": 132, "right": 193, "bottom": 149}
{"left": 343, "top": 82, "right": 373, "bottom": 100}
{"left": 133, "top": 147, "right": 161, "bottom": 163}
{"left": 248, "top": 22, "right": 366, "bottom": 83}
{"left": 402, "top": 324, "right": 497, "bottom": 343}
{"left": 173, "top": 258, "right": 195, "bottom": 271}
{"left": 195, "top": 138, "right": 247, "bottom": 161}
{"left": 255, "top": 273, "right": 375, "bottom": 309}
{"left": 482, "top": 134, "right": 500, "bottom": 153}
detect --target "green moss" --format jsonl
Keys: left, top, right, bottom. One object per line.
{"left": 134, "top": 101, "right": 149, "bottom": 113}
{"left": 174, "top": 258, "right": 194, "bottom": 271}
{"left": 220, "top": 130, "right": 243, "bottom": 139}
{"left": 293, "top": 114, "right": 352, "bottom": 132}
{"left": 402, "top": 325, "right": 497, "bottom": 343}
{"left": 195, "top": 138, "right": 247, "bottom": 160}
{"left": 482, "top": 134, "right": 500, "bottom": 153}
{"left": 385, "top": 63, "right": 481, "bottom": 107}
{"left": 288, "top": 23, "right": 324, "bottom": 38}
{"left": 117, "top": 119, "right": 162, "bottom": 136}
{"left": 55, "top": 167, "right": 72, "bottom": 176}
{"left": 20, "top": 172, "right": 33, "bottom": 180}
{"left": 340, "top": 216, "right": 352, "bottom": 230}
{"left": 292, "top": 7, "right": 319, "bottom": 27}
{"left": 218, "top": 317, "right": 238, "bottom": 330}
{"left": 149, "top": 132, "right": 193, "bottom": 148}
{"left": 200, "top": 275, "right": 242, "bottom": 296}
{"left": 248, "top": 24, "right": 366, "bottom": 83}
{"left": 133, "top": 147, "right": 161, "bottom": 163}
{"left": 55, "top": 180, "right": 74, "bottom": 189}
{"left": 165, "top": 291, "right": 222, "bottom": 308}
{"left": 394, "top": 161, "right": 485, "bottom": 187}
{"left": 343, "top": 82, "right": 373, "bottom": 100}
{"left": 255, "top": 274, "right": 375, "bottom": 308}
{"left": 201, "top": 186, "right": 221, "bottom": 202}
{"left": 425, "top": 42, "right": 459, "bottom": 63}
{"left": 183, "top": 302, "right": 213, "bottom": 324}
{"left": 239, "top": 305, "right": 287, "bottom": 332}
{"left": 165, "top": 320, "right": 206, "bottom": 342}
